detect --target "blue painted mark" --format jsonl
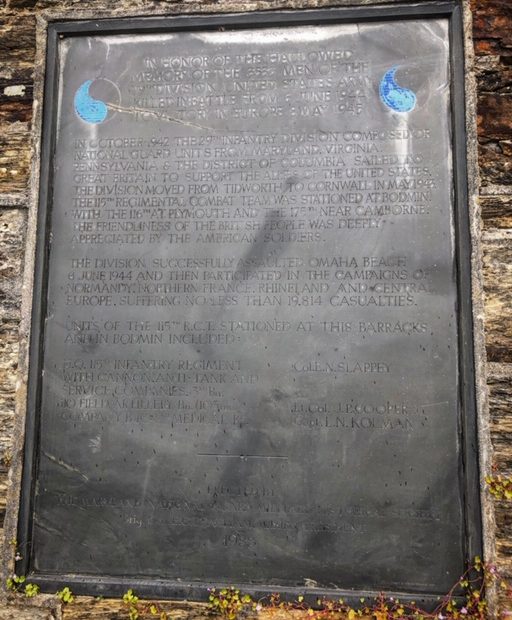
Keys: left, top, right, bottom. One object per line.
{"left": 74, "top": 80, "right": 108, "bottom": 124}
{"left": 379, "top": 67, "right": 416, "bottom": 113}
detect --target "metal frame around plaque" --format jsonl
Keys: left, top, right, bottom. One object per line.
{"left": 16, "top": 0, "right": 482, "bottom": 607}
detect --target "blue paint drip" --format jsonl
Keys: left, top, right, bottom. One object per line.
{"left": 74, "top": 80, "right": 108, "bottom": 124}
{"left": 379, "top": 67, "right": 416, "bottom": 113}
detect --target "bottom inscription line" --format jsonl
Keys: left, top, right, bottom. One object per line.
{"left": 196, "top": 453, "right": 288, "bottom": 460}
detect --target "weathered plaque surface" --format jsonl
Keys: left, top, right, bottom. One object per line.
{"left": 20, "top": 5, "right": 481, "bottom": 602}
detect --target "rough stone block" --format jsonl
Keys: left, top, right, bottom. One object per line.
{"left": 482, "top": 236, "right": 512, "bottom": 362}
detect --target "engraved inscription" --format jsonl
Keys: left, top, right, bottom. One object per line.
{"left": 31, "top": 18, "right": 465, "bottom": 595}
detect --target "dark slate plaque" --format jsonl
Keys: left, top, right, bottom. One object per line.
{"left": 19, "top": 3, "right": 481, "bottom": 604}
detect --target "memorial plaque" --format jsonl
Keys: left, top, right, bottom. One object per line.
{"left": 19, "top": 3, "right": 481, "bottom": 604}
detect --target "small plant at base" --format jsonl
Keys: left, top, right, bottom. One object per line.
{"left": 6, "top": 574, "right": 26, "bottom": 593}
{"left": 123, "top": 589, "right": 140, "bottom": 620}
{"left": 6, "top": 575, "right": 40, "bottom": 598}
{"left": 208, "top": 587, "right": 254, "bottom": 620}
{"left": 486, "top": 474, "right": 512, "bottom": 500}
{"left": 121, "top": 589, "right": 169, "bottom": 619}
{"left": 207, "top": 558, "right": 512, "bottom": 620}
{"left": 24, "top": 583, "right": 40, "bottom": 598}
{"left": 56, "top": 586, "right": 74, "bottom": 603}
{"left": 149, "top": 604, "right": 170, "bottom": 619}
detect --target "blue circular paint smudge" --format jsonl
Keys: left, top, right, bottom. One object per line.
{"left": 379, "top": 67, "right": 416, "bottom": 113}
{"left": 74, "top": 80, "right": 108, "bottom": 124}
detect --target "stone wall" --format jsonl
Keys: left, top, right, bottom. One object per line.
{"left": 472, "top": 2, "right": 512, "bottom": 612}
{"left": 0, "top": 0, "right": 510, "bottom": 617}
